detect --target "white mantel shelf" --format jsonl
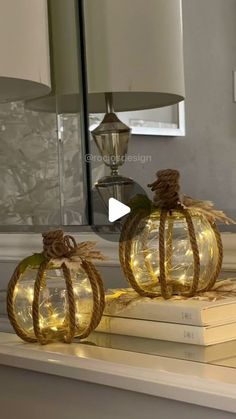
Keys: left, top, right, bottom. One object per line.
{"left": 0, "top": 332, "right": 236, "bottom": 414}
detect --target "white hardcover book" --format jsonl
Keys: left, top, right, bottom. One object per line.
{"left": 87, "top": 332, "right": 236, "bottom": 363}
{"left": 105, "top": 288, "right": 236, "bottom": 326}
{"left": 96, "top": 316, "right": 236, "bottom": 346}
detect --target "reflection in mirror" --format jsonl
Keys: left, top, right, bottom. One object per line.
{"left": 0, "top": 102, "right": 87, "bottom": 227}
{"left": 84, "top": 0, "right": 185, "bottom": 226}
{"left": 0, "top": 0, "right": 91, "bottom": 230}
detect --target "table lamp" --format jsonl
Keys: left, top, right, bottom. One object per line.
{"left": 0, "top": 0, "right": 51, "bottom": 102}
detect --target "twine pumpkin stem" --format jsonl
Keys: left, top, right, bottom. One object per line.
{"left": 148, "top": 169, "right": 181, "bottom": 209}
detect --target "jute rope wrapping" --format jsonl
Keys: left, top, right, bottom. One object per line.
{"left": 119, "top": 169, "right": 225, "bottom": 299}
{"left": 7, "top": 230, "right": 105, "bottom": 344}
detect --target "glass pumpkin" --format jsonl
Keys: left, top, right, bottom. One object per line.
{"left": 7, "top": 254, "right": 104, "bottom": 344}
{"left": 121, "top": 209, "right": 222, "bottom": 298}
{"left": 119, "top": 168, "right": 225, "bottom": 299}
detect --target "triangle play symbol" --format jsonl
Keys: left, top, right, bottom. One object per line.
{"left": 108, "top": 198, "right": 131, "bottom": 222}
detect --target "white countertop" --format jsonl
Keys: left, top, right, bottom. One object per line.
{"left": 0, "top": 332, "right": 236, "bottom": 413}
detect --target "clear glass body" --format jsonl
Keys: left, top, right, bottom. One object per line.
{"left": 130, "top": 211, "right": 219, "bottom": 293}
{"left": 14, "top": 266, "right": 93, "bottom": 341}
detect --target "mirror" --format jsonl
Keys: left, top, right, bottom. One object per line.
{"left": 2, "top": 0, "right": 236, "bottom": 237}
{"left": 0, "top": 0, "right": 92, "bottom": 231}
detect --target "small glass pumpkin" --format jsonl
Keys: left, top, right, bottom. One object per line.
{"left": 7, "top": 231, "right": 105, "bottom": 344}
{"left": 119, "top": 170, "right": 228, "bottom": 299}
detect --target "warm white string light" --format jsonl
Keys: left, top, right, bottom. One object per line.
{"left": 14, "top": 268, "right": 94, "bottom": 339}
{"left": 130, "top": 213, "right": 218, "bottom": 292}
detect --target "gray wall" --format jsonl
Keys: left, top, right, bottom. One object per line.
{"left": 121, "top": 0, "right": 236, "bottom": 218}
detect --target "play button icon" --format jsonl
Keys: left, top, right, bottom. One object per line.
{"left": 89, "top": 178, "right": 149, "bottom": 242}
{"left": 108, "top": 198, "right": 131, "bottom": 222}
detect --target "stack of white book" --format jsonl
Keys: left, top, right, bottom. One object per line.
{"left": 96, "top": 289, "right": 236, "bottom": 346}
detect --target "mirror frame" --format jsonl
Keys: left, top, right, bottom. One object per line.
{"left": 129, "top": 101, "right": 186, "bottom": 137}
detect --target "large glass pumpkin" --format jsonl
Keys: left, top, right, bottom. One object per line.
{"left": 7, "top": 234, "right": 105, "bottom": 344}
{"left": 120, "top": 209, "right": 222, "bottom": 299}
{"left": 119, "top": 170, "right": 224, "bottom": 299}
